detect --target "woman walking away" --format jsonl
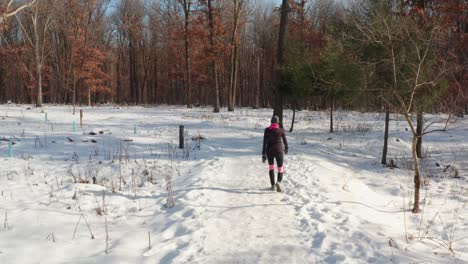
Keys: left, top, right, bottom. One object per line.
{"left": 262, "top": 115, "right": 288, "bottom": 192}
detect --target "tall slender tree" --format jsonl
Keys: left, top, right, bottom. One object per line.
{"left": 16, "top": 0, "right": 54, "bottom": 107}
{"left": 206, "top": 0, "right": 221, "bottom": 112}
{"left": 178, "top": 0, "right": 193, "bottom": 108}
{"left": 227, "top": 0, "right": 247, "bottom": 112}
{"left": 274, "top": 0, "right": 290, "bottom": 127}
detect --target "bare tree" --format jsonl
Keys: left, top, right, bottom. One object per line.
{"left": 227, "top": 0, "right": 247, "bottom": 112}
{"left": 177, "top": 0, "right": 193, "bottom": 108}
{"left": 16, "top": 0, "right": 53, "bottom": 107}
{"left": 352, "top": 2, "right": 452, "bottom": 213}
{"left": 207, "top": 0, "right": 221, "bottom": 113}
{"left": 0, "top": 0, "right": 35, "bottom": 24}
{"left": 274, "top": 0, "right": 291, "bottom": 127}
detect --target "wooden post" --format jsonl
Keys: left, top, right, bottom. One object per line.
{"left": 179, "top": 125, "right": 184, "bottom": 149}
{"left": 80, "top": 109, "right": 83, "bottom": 128}
{"left": 148, "top": 231, "right": 151, "bottom": 250}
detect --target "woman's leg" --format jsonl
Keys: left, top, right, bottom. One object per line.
{"left": 267, "top": 152, "right": 275, "bottom": 187}
{"left": 276, "top": 152, "right": 284, "bottom": 182}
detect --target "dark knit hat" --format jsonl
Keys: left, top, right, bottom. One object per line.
{"left": 271, "top": 115, "right": 279, "bottom": 124}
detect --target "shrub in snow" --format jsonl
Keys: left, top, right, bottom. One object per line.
{"left": 191, "top": 134, "right": 206, "bottom": 141}
{"left": 442, "top": 165, "right": 459, "bottom": 178}
{"left": 165, "top": 172, "right": 174, "bottom": 208}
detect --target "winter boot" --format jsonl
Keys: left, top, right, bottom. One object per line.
{"left": 275, "top": 182, "right": 282, "bottom": 193}
{"left": 276, "top": 172, "right": 283, "bottom": 192}
{"left": 269, "top": 170, "right": 276, "bottom": 191}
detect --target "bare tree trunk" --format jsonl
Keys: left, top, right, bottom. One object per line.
{"left": 0, "top": 69, "right": 4, "bottom": 102}
{"left": 416, "top": 110, "right": 423, "bottom": 158}
{"left": 182, "top": 0, "right": 192, "bottom": 108}
{"left": 35, "top": 50, "right": 43, "bottom": 107}
{"left": 273, "top": 0, "right": 290, "bottom": 127}
{"left": 228, "top": 45, "right": 238, "bottom": 111}
{"left": 382, "top": 110, "right": 390, "bottom": 164}
{"left": 330, "top": 94, "right": 334, "bottom": 133}
{"left": 33, "top": 12, "right": 43, "bottom": 107}
{"left": 116, "top": 55, "right": 121, "bottom": 104}
{"left": 273, "top": 94, "right": 284, "bottom": 127}
{"left": 88, "top": 87, "right": 91, "bottom": 106}
{"left": 129, "top": 39, "right": 137, "bottom": 104}
{"left": 254, "top": 51, "right": 261, "bottom": 109}
{"left": 412, "top": 134, "right": 421, "bottom": 213}
{"left": 290, "top": 101, "right": 297, "bottom": 132}
{"left": 208, "top": 0, "right": 220, "bottom": 113}
{"left": 228, "top": 0, "right": 243, "bottom": 112}
{"left": 185, "top": 36, "right": 192, "bottom": 108}
{"left": 72, "top": 71, "right": 76, "bottom": 115}
{"left": 213, "top": 63, "right": 220, "bottom": 112}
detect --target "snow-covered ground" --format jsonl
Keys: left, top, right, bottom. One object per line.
{"left": 0, "top": 104, "right": 467, "bottom": 264}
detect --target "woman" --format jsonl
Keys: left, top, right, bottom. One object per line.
{"left": 262, "top": 115, "right": 288, "bottom": 192}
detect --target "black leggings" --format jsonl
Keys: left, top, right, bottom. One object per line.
{"left": 267, "top": 151, "right": 284, "bottom": 168}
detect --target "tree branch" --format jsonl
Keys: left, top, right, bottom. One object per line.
{"left": 0, "top": 0, "right": 35, "bottom": 24}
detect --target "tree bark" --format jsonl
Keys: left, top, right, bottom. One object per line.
{"left": 274, "top": 0, "right": 290, "bottom": 127}
{"left": 208, "top": 0, "right": 220, "bottom": 113}
{"left": 212, "top": 62, "right": 220, "bottom": 112}
{"left": 182, "top": 0, "right": 192, "bottom": 108}
{"left": 33, "top": 11, "right": 43, "bottom": 107}
{"left": 254, "top": 51, "right": 261, "bottom": 109}
{"left": 72, "top": 71, "right": 76, "bottom": 115}
{"left": 35, "top": 49, "right": 43, "bottom": 106}
{"left": 290, "top": 101, "right": 296, "bottom": 132}
{"left": 228, "top": 0, "right": 242, "bottom": 112}
{"left": 416, "top": 110, "right": 423, "bottom": 158}
{"left": 330, "top": 94, "right": 334, "bottom": 133}
{"left": 88, "top": 87, "right": 91, "bottom": 106}
{"left": 129, "top": 38, "right": 137, "bottom": 104}
{"left": 412, "top": 134, "right": 421, "bottom": 213}
{"left": 228, "top": 44, "right": 238, "bottom": 111}
{"left": 382, "top": 110, "right": 390, "bottom": 164}
{"left": 116, "top": 56, "right": 121, "bottom": 104}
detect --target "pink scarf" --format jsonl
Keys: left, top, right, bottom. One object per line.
{"left": 269, "top": 123, "right": 279, "bottom": 130}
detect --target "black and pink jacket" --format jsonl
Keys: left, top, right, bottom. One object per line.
{"left": 262, "top": 124, "right": 288, "bottom": 155}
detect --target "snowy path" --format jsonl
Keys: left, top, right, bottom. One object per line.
{"left": 184, "top": 155, "right": 312, "bottom": 263}
{"left": 151, "top": 125, "right": 397, "bottom": 263}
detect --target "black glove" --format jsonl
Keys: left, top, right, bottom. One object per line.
{"left": 262, "top": 154, "right": 267, "bottom": 163}
{"left": 284, "top": 149, "right": 288, "bottom": 155}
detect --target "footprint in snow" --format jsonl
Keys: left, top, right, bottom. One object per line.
{"left": 339, "top": 225, "right": 350, "bottom": 232}
{"left": 182, "top": 209, "right": 195, "bottom": 218}
{"left": 312, "top": 231, "right": 326, "bottom": 249}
